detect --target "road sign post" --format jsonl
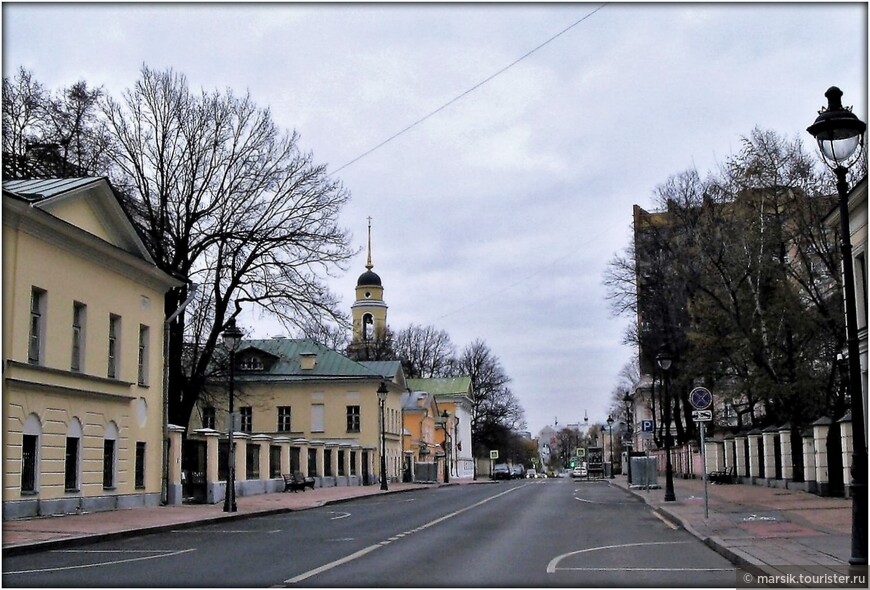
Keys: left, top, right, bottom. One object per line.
{"left": 689, "top": 387, "right": 714, "bottom": 519}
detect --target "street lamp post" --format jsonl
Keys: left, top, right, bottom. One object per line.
{"left": 221, "top": 319, "right": 243, "bottom": 513}
{"left": 657, "top": 351, "right": 676, "bottom": 502}
{"left": 440, "top": 410, "right": 451, "bottom": 484}
{"left": 807, "top": 86, "right": 867, "bottom": 565}
{"left": 377, "top": 381, "right": 389, "bottom": 491}
{"left": 606, "top": 415, "right": 615, "bottom": 479}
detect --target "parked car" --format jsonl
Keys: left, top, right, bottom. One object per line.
{"left": 511, "top": 465, "right": 525, "bottom": 479}
{"left": 525, "top": 468, "right": 537, "bottom": 479}
{"left": 492, "top": 463, "right": 511, "bottom": 480}
{"left": 571, "top": 465, "right": 588, "bottom": 478}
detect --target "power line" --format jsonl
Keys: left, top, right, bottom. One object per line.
{"left": 330, "top": 3, "right": 609, "bottom": 176}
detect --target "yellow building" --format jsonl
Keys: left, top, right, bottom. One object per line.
{"left": 187, "top": 339, "right": 406, "bottom": 500}
{"left": 3, "top": 178, "right": 182, "bottom": 519}
{"left": 407, "top": 377, "right": 475, "bottom": 479}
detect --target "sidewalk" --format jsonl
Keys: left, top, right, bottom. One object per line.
{"left": 1, "top": 481, "right": 468, "bottom": 556}
{"left": 609, "top": 474, "right": 865, "bottom": 579}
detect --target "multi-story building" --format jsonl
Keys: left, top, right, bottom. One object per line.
{"left": 2, "top": 178, "right": 181, "bottom": 519}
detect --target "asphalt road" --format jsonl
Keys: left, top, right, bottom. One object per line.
{"left": 1, "top": 478, "right": 736, "bottom": 587}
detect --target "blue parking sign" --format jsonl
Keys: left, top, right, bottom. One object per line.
{"left": 641, "top": 420, "right": 654, "bottom": 432}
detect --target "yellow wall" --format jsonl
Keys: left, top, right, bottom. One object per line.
{"left": 193, "top": 379, "right": 405, "bottom": 478}
{"left": 3, "top": 193, "right": 177, "bottom": 508}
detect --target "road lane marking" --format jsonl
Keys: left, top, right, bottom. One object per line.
{"left": 2, "top": 548, "right": 196, "bottom": 575}
{"left": 284, "top": 484, "right": 528, "bottom": 584}
{"left": 555, "top": 567, "right": 732, "bottom": 572}
{"left": 547, "top": 541, "right": 692, "bottom": 573}
{"left": 653, "top": 511, "right": 679, "bottom": 529}
{"left": 172, "top": 529, "right": 281, "bottom": 534}
{"left": 330, "top": 511, "right": 351, "bottom": 520}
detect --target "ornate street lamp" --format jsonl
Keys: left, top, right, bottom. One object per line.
{"left": 439, "top": 410, "right": 451, "bottom": 483}
{"left": 377, "top": 381, "right": 389, "bottom": 491}
{"left": 657, "top": 351, "right": 676, "bottom": 502}
{"left": 606, "top": 414, "right": 615, "bottom": 479}
{"left": 808, "top": 86, "right": 867, "bottom": 565}
{"left": 221, "top": 318, "right": 243, "bottom": 513}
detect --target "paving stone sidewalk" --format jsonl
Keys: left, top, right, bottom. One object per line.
{"left": 610, "top": 474, "right": 867, "bottom": 583}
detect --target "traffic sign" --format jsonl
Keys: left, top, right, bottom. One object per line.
{"left": 641, "top": 420, "right": 654, "bottom": 432}
{"left": 576, "top": 448, "right": 586, "bottom": 458}
{"left": 489, "top": 450, "right": 499, "bottom": 460}
{"left": 689, "top": 387, "right": 713, "bottom": 410}
{"left": 691, "top": 409, "right": 713, "bottom": 422}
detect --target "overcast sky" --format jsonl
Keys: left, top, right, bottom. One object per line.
{"left": 3, "top": 1, "right": 866, "bottom": 435}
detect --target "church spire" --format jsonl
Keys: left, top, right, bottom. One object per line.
{"left": 366, "top": 216, "right": 373, "bottom": 270}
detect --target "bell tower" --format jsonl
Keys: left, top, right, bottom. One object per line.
{"left": 350, "top": 218, "right": 388, "bottom": 352}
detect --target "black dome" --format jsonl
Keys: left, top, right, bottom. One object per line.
{"left": 357, "top": 270, "right": 382, "bottom": 286}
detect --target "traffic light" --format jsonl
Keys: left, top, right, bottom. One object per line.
{"left": 570, "top": 460, "right": 576, "bottom": 468}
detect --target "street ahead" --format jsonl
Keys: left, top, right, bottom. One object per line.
{"left": 2, "top": 478, "right": 735, "bottom": 587}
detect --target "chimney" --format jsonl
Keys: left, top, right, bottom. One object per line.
{"left": 299, "top": 352, "right": 317, "bottom": 370}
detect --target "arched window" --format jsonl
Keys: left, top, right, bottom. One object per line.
{"left": 65, "top": 418, "right": 83, "bottom": 491}
{"left": 21, "top": 414, "right": 41, "bottom": 493}
{"left": 362, "top": 314, "right": 375, "bottom": 341}
{"left": 103, "top": 421, "right": 118, "bottom": 489}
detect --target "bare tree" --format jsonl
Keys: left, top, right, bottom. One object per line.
{"left": 454, "top": 339, "right": 525, "bottom": 456}
{"left": 99, "top": 66, "right": 355, "bottom": 427}
{"left": 393, "top": 323, "right": 456, "bottom": 378}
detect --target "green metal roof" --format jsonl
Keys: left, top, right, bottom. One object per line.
{"left": 234, "top": 338, "right": 384, "bottom": 381}
{"left": 3, "top": 178, "right": 104, "bottom": 201}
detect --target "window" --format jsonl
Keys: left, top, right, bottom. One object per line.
{"left": 311, "top": 404, "right": 324, "bottom": 432}
{"left": 202, "top": 406, "right": 216, "bottom": 430}
{"left": 350, "top": 450, "right": 357, "bottom": 476}
{"left": 135, "top": 442, "right": 146, "bottom": 488}
{"left": 324, "top": 449, "right": 333, "bottom": 476}
{"left": 21, "top": 435, "right": 38, "bottom": 493}
{"left": 108, "top": 314, "right": 121, "bottom": 379}
{"left": 138, "top": 325, "right": 150, "bottom": 385}
{"left": 239, "top": 356, "right": 263, "bottom": 371}
{"left": 65, "top": 437, "right": 80, "bottom": 491}
{"left": 28, "top": 288, "right": 45, "bottom": 364}
{"left": 277, "top": 406, "right": 292, "bottom": 432}
{"left": 338, "top": 450, "right": 346, "bottom": 476}
{"left": 103, "top": 422, "right": 118, "bottom": 489}
{"left": 362, "top": 314, "right": 373, "bottom": 341}
{"left": 71, "top": 302, "right": 86, "bottom": 372}
{"left": 346, "top": 405, "right": 361, "bottom": 432}
{"left": 246, "top": 444, "right": 259, "bottom": 479}
{"left": 270, "top": 445, "right": 282, "bottom": 478}
{"left": 240, "top": 406, "right": 252, "bottom": 433}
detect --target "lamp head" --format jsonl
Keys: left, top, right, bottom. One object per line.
{"left": 656, "top": 351, "right": 673, "bottom": 371}
{"left": 222, "top": 319, "right": 244, "bottom": 351}
{"left": 807, "top": 86, "right": 866, "bottom": 170}
{"left": 377, "top": 381, "right": 389, "bottom": 402}
{"left": 607, "top": 414, "right": 614, "bottom": 426}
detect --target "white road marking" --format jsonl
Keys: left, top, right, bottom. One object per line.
{"left": 547, "top": 541, "right": 692, "bottom": 573}
{"left": 555, "top": 567, "right": 732, "bottom": 572}
{"left": 172, "top": 529, "right": 281, "bottom": 534}
{"left": 3, "top": 548, "right": 196, "bottom": 575}
{"left": 284, "top": 484, "right": 529, "bottom": 584}
{"left": 330, "top": 511, "right": 351, "bottom": 520}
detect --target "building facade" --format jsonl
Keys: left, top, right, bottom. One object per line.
{"left": 3, "top": 178, "right": 181, "bottom": 520}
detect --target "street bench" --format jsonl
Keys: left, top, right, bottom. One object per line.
{"left": 283, "top": 472, "right": 315, "bottom": 492}
{"left": 709, "top": 466, "right": 736, "bottom": 484}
